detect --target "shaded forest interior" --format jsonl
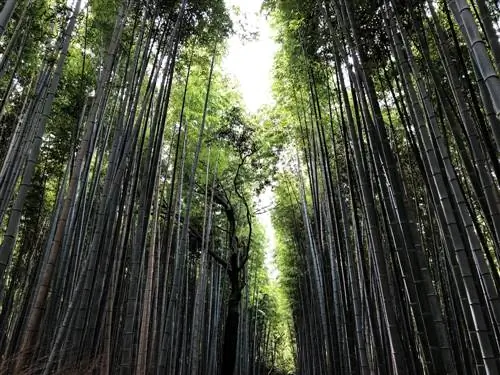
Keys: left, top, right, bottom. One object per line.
{"left": 1, "top": 0, "right": 500, "bottom": 374}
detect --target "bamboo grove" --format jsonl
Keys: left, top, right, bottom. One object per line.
{"left": 0, "top": 0, "right": 292, "bottom": 374}
{"left": 267, "top": 0, "right": 500, "bottom": 374}
{"left": 2, "top": 0, "right": 500, "bottom": 374}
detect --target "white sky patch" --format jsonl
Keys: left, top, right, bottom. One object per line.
{"left": 67, "top": 0, "right": 88, "bottom": 11}
{"left": 223, "top": 0, "right": 279, "bottom": 280}
{"left": 223, "top": 0, "right": 278, "bottom": 113}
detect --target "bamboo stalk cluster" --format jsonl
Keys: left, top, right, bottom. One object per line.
{"left": 0, "top": 0, "right": 284, "bottom": 374}
{"left": 271, "top": 0, "right": 500, "bottom": 374}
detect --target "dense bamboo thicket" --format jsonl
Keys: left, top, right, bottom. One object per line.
{"left": 268, "top": 0, "right": 500, "bottom": 374}
{"left": 0, "top": 0, "right": 291, "bottom": 374}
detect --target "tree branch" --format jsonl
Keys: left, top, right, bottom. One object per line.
{"left": 207, "top": 249, "right": 228, "bottom": 269}
{"left": 233, "top": 153, "right": 253, "bottom": 270}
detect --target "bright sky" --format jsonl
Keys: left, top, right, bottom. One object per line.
{"left": 222, "top": 0, "right": 278, "bottom": 113}
{"left": 223, "top": 0, "right": 279, "bottom": 280}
